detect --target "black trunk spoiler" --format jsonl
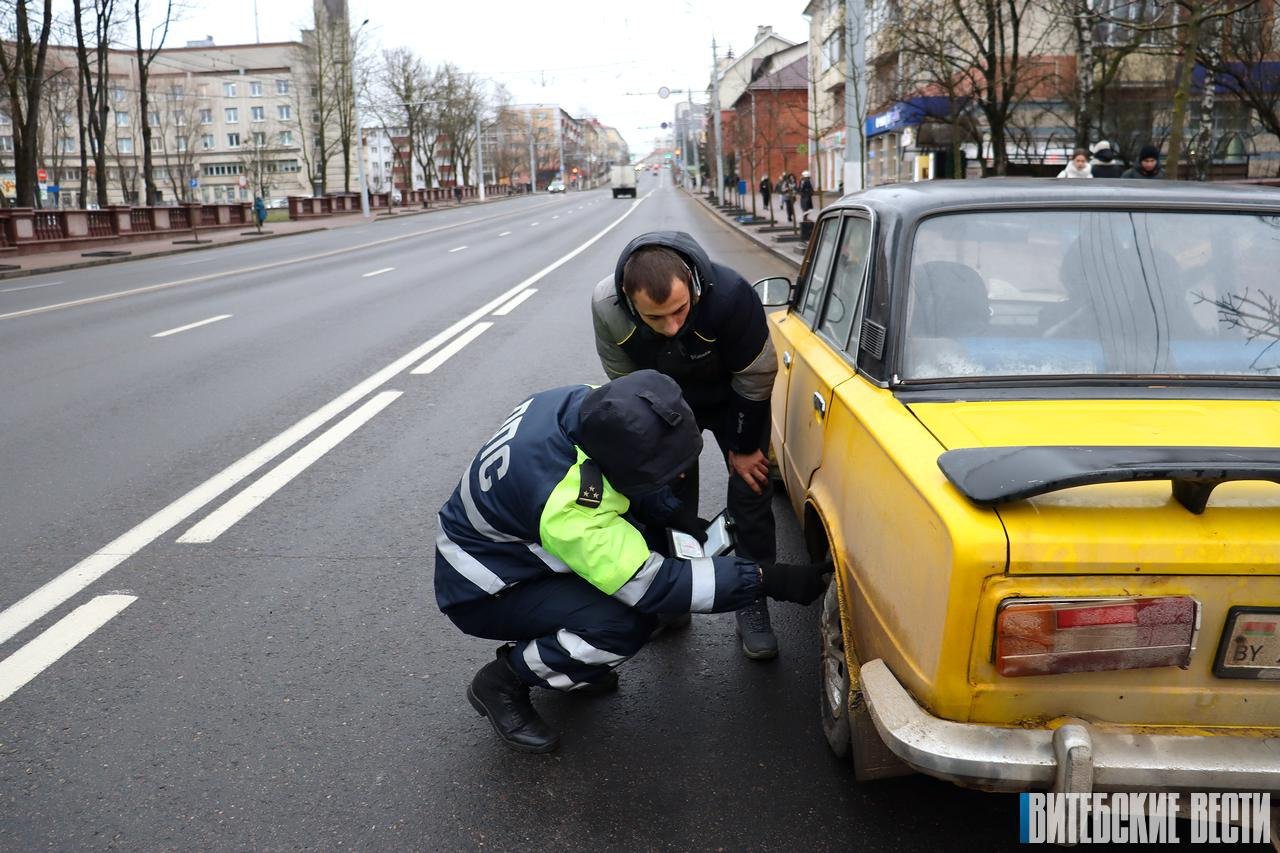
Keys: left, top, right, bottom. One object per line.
{"left": 937, "top": 446, "right": 1280, "bottom": 514}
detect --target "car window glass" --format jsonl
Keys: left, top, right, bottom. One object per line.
{"left": 902, "top": 210, "right": 1280, "bottom": 380}
{"left": 796, "top": 217, "right": 840, "bottom": 326}
{"left": 818, "top": 217, "right": 872, "bottom": 348}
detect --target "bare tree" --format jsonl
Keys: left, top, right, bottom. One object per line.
{"left": 38, "top": 50, "right": 77, "bottom": 205}
{"left": 148, "top": 80, "right": 199, "bottom": 201}
{"left": 131, "top": 0, "right": 173, "bottom": 205}
{"left": 436, "top": 63, "right": 484, "bottom": 188}
{"left": 1205, "top": 2, "right": 1280, "bottom": 175}
{"left": 72, "top": 0, "right": 116, "bottom": 207}
{"left": 371, "top": 47, "right": 433, "bottom": 197}
{"left": 894, "top": 0, "right": 1058, "bottom": 175}
{"left": 0, "top": 0, "right": 56, "bottom": 206}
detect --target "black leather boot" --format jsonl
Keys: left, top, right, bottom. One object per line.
{"left": 467, "top": 645, "right": 560, "bottom": 754}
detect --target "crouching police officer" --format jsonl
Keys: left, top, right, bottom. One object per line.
{"left": 434, "top": 370, "right": 828, "bottom": 753}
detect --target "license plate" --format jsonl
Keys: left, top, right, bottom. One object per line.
{"left": 1213, "top": 606, "right": 1280, "bottom": 679}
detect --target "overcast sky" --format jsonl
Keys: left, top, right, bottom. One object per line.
{"left": 158, "top": 0, "right": 810, "bottom": 156}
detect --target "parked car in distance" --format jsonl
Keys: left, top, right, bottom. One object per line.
{"left": 756, "top": 179, "right": 1280, "bottom": 797}
{"left": 547, "top": 180, "right": 566, "bottom": 193}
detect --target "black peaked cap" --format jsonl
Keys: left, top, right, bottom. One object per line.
{"left": 576, "top": 370, "right": 703, "bottom": 497}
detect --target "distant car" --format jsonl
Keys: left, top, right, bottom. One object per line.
{"left": 266, "top": 198, "right": 288, "bottom": 209}
{"left": 547, "top": 180, "right": 565, "bottom": 193}
{"left": 756, "top": 180, "right": 1280, "bottom": 797}
{"left": 634, "top": 164, "right": 645, "bottom": 173}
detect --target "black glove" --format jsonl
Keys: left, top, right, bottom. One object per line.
{"left": 760, "top": 558, "right": 833, "bottom": 605}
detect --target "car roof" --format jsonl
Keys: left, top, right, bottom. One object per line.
{"left": 832, "top": 178, "right": 1280, "bottom": 223}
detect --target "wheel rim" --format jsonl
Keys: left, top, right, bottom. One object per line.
{"left": 819, "top": 582, "right": 847, "bottom": 719}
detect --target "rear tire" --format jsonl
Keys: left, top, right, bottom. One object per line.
{"left": 819, "top": 579, "right": 852, "bottom": 757}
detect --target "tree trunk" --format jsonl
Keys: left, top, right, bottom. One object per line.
{"left": 1075, "top": 0, "right": 1095, "bottom": 150}
{"left": 1193, "top": 14, "right": 1221, "bottom": 181}
{"left": 1165, "top": 4, "right": 1202, "bottom": 180}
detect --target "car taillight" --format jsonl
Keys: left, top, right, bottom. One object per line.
{"left": 995, "top": 597, "right": 1198, "bottom": 677}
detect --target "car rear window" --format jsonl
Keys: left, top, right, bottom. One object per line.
{"left": 901, "top": 209, "right": 1280, "bottom": 381}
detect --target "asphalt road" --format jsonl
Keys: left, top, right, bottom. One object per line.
{"left": 1, "top": 170, "right": 1040, "bottom": 850}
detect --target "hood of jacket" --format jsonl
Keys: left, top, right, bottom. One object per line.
{"left": 612, "top": 231, "right": 718, "bottom": 319}
{"left": 571, "top": 370, "right": 703, "bottom": 498}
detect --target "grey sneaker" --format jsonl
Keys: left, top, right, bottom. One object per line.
{"left": 734, "top": 599, "right": 778, "bottom": 660}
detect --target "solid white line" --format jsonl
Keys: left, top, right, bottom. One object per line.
{"left": 0, "top": 594, "right": 137, "bottom": 703}
{"left": 492, "top": 289, "right": 537, "bottom": 316}
{"left": 179, "top": 391, "right": 402, "bottom": 543}
{"left": 0, "top": 280, "right": 65, "bottom": 294}
{"left": 152, "top": 314, "right": 232, "bottom": 338}
{"left": 176, "top": 258, "right": 207, "bottom": 266}
{"left": 498, "top": 231, "right": 511, "bottom": 237}
{"left": 448, "top": 246, "right": 467, "bottom": 253}
{"left": 0, "top": 200, "right": 566, "bottom": 322}
{"left": 362, "top": 267, "right": 395, "bottom": 278}
{"left": 0, "top": 193, "right": 650, "bottom": 645}
{"left": 410, "top": 323, "right": 492, "bottom": 374}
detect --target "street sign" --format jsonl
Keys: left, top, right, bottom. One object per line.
{"left": 189, "top": 178, "right": 199, "bottom": 188}
{"left": 46, "top": 184, "right": 59, "bottom": 193}
{"left": 658, "top": 86, "right": 670, "bottom": 99}
{"left": 37, "top": 168, "right": 47, "bottom": 183}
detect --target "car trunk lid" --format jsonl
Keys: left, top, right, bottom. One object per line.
{"left": 908, "top": 398, "right": 1280, "bottom": 575}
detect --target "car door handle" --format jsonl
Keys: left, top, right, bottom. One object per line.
{"left": 782, "top": 351, "right": 792, "bottom": 368}
{"left": 812, "top": 391, "right": 827, "bottom": 417}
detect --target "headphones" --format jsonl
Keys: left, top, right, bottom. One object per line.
{"left": 623, "top": 257, "right": 703, "bottom": 319}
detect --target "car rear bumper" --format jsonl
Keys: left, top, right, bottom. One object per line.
{"left": 860, "top": 659, "right": 1280, "bottom": 794}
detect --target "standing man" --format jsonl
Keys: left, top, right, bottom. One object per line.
{"left": 759, "top": 174, "right": 772, "bottom": 218}
{"left": 435, "top": 371, "right": 829, "bottom": 753}
{"left": 798, "top": 170, "right": 815, "bottom": 213}
{"left": 1123, "top": 145, "right": 1164, "bottom": 179}
{"left": 591, "top": 232, "right": 782, "bottom": 659}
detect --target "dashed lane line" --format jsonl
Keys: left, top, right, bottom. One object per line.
{"left": 410, "top": 323, "right": 491, "bottom": 374}
{"left": 152, "top": 314, "right": 233, "bottom": 338}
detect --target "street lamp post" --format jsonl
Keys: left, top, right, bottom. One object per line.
{"left": 352, "top": 18, "right": 371, "bottom": 219}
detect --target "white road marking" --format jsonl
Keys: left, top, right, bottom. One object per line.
{"left": 492, "top": 289, "right": 537, "bottom": 316}
{"left": 498, "top": 231, "right": 511, "bottom": 237}
{"left": 0, "top": 193, "right": 651, "bottom": 646}
{"left": 176, "top": 257, "right": 207, "bottom": 266}
{"left": 152, "top": 314, "right": 232, "bottom": 338}
{"left": 530, "top": 222, "right": 540, "bottom": 227}
{"left": 448, "top": 246, "right": 467, "bottom": 253}
{"left": 552, "top": 215, "right": 559, "bottom": 220}
{"left": 0, "top": 199, "right": 567, "bottom": 322}
{"left": 0, "top": 280, "right": 65, "bottom": 294}
{"left": 0, "top": 594, "right": 137, "bottom": 703}
{"left": 362, "top": 267, "right": 395, "bottom": 278}
{"left": 410, "top": 323, "right": 492, "bottom": 374}
{"left": 178, "top": 391, "right": 402, "bottom": 543}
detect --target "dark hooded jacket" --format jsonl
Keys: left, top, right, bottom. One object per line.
{"left": 591, "top": 231, "right": 778, "bottom": 454}
{"left": 434, "top": 371, "right": 760, "bottom": 613}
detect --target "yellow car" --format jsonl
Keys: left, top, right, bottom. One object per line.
{"left": 755, "top": 180, "right": 1280, "bottom": 795}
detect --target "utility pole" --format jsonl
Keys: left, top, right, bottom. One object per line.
{"left": 475, "top": 114, "right": 486, "bottom": 201}
{"left": 844, "top": 0, "right": 866, "bottom": 193}
{"left": 687, "top": 85, "right": 701, "bottom": 191}
{"left": 711, "top": 38, "right": 726, "bottom": 204}
{"left": 554, "top": 106, "right": 565, "bottom": 182}
{"left": 527, "top": 109, "right": 537, "bottom": 192}
{"left": 352, "top": 18, "right": 371, "bottom": 218}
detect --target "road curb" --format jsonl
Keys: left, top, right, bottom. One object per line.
{"left": 682, "top": 187, "right": 803, "bottom": 270}
{"left": 0, "top": 225, "right": 333, "bottom": 281}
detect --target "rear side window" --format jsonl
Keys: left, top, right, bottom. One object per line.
{"left": 818, "top": 217, "right": 872, "bottom": 348}
{"left": 796, "top": 217, "right": 840, "bottom": 326}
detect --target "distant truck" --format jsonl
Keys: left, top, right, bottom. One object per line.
{"left": 610, "top": 164, "right": 637, "bottom": 198}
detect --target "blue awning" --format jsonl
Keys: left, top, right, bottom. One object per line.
{"left": 865, "top": 97, "right": 964, "bottom": 137}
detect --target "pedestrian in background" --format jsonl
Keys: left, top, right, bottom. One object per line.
{"left": 1123, "top": 145, "right": 1164, "bottom": 179}
{"left": 253, "top": 196, "right": 267, "bottom": 232}
{"left": 779, "top": 173, "right": 796, "bottom": 224}
{"left": 759, "top": 174, "right": 772, "bottom": 210}
{"left": 1057, "top": 149, "right": 1093, "bottom": 179}
{"left": 1089, "top": 140, "right": 1124, "bottom": 178}
{"left": 798, "top": 170, "right": 814, "bottom": 212}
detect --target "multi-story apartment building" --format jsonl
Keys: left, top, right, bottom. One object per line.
{"left": 709, "top": 26, "right": 798, "bottom": 188}
{"left": 804, "top": 0, "right": 848, "bottom": 192}
{"left": 3, "top": 39, "right": 355, "bottom": 208}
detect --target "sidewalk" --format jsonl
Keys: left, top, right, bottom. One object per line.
{"left": 684, "top": 186, "right": 809, "bottom": 269}
{"left": 0, "top": 193, "right": 526, "bottom": 281}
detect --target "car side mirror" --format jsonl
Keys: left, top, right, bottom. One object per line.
{"left": 753, "top": 276, "right": 792, "bottom": 307}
